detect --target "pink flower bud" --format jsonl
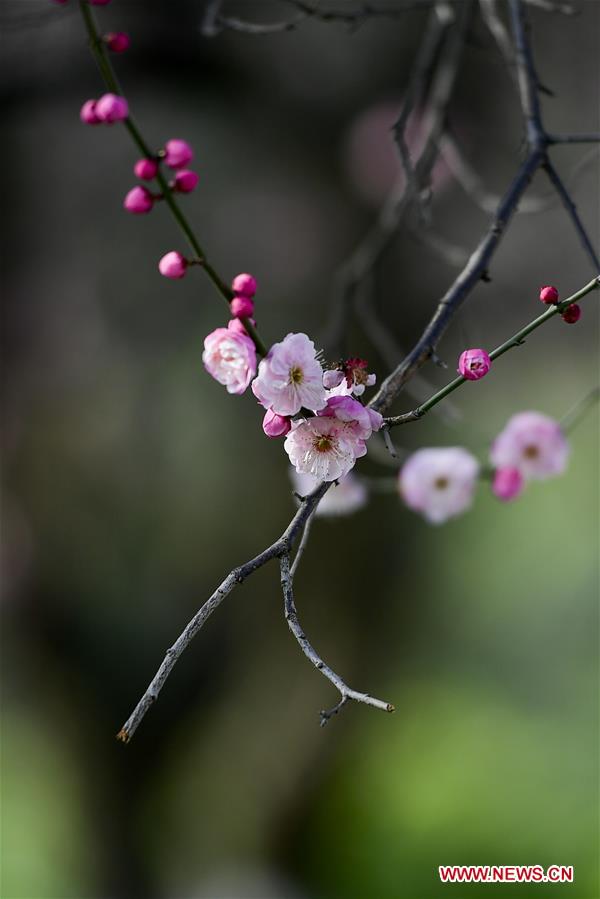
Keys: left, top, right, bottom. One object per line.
{"left": 262, "top": 408, "right": 292, "bottom": 438}
{"left": 539, "top": 285, "right": 559, "bottom": 305}
{"left": 123, "top": 186, "right": 154, "bottom": 214}
{"left": 561, "top": 303, "right": 581, "bottom": 324}
{"left": 80, "top": 99, "right": 101, "bottom": 125}
{"left": 133, "top": 158, "right": 159, "bottom": 180}
{"left": 492, "top": 467, "right": 524, "bottom": 502}
{"left": 458, "top": 348, "right": 492, "bottom": 381}
{"left": 231, "top": 273, "right": 257, "bottom": 297}
{"left": 159, "top": 251, "right": 188, "bottom": 280}
{"left": 172, "top": 169, "right": 199, "bottom": 193}
{"left": 95, "top": 93, "right": 128, "bottom": 123}
{"left": 105, "top": 32, "right": 130, "bottom": 53}
{"left": 163, "top": 139, "right": 193, "bottom": 169}
{"left": 230, "top": 296, "right": 254, "bottom": 318}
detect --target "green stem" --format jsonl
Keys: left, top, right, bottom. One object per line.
{"left": 78, "top": 1, "right": 267, "bottom": 357}
{"left": 386, "top": 276, "right": 600, "bottom": 426}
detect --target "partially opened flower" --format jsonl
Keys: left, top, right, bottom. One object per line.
{"left": 399, "top": 447, "right": 479, "bottom": 524}
{"left": 490, "top": 411, "right": 569, "bottom": 480}
{"left": 324, "top": 358, "right": 376, "bottom": 396}
{"left": 284, "top": 417, "right": 362, "bottom": 482}
{"left": 318, "top": 394, "right": 382, "bottom": 442}
{"left": 290, "top": 469, "right": 368, "bottom": 517}
{"left": 202, "top": 327, "right": 257, "bottom": 395}
{"left": 252, "top": 332, "right": 327, "bottom": 416}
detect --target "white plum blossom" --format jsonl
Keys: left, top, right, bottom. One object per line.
{"left": 202, "top": 326, "right": 257, "bottom": 395}
{"left": 284, "top": 417, "right": 363, "bottom": 482}
{"left": 490, "top": 411, "right": 569, "bottom": 480}
{"left": 399, "top": 446, "right": 479, "bottom": 524}
{"left": 252, "top": 332, "right": 327, "bottom": 416}
{"left": 290, "top": 469, "right": 368, "bottom": 517}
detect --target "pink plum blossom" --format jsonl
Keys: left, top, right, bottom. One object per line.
{"left": 458, "top": 348, "right": 492, "bottom": 381}
{"left": 80, "top": 99, "right": 101, "bottom": 125}
{"left": 490, "top": 411, "right": 569, "bottom": 480}
{"left": 399, "top": 447, "right": 479, "bottom": 524}
{"left": 284, "top": 417, "right": 362, "bottom": 482}
{"left": 323, "top": 358, "right": 376, "bottom": 396}
{"left": 95, "top": 93, "right": 129, "bottom": 123}
{"left": 290, "top": 469, "right": 368, "bottom": 517}
{"left": 539, "top": 285, "right": 559, "bottom": 305}
{"left": 134, "top": 158, "right": 159, "bottom": 180}
{"left": 124, "top": 186, "right": 154, "bottom": 214}
{"left": 262, "top": 409, "right": 292, "bottom": 438}
{"left": 232, "top": 273, "right": 257, "bottom": 297}
{"left": 230, "top": 296, "right": 254, "bottom": 318}
{"left": 163, "top": 139, "right": 193, "bottom": 169}
{"left": 252, "top": 332, "right": 327, "bottom": 416}
{"left": 173, "top": 170, "right": 199, "bottom": 193}
{"left": 492, "top": 467, "right": 524, "bottom": 502}
{"left": 318, "top": 395, "right": 382, "bottom": 442}
{"left": 105, "top": 32, "right": 130, "bottom": 53}
{"left": 158, "top": 251, "right": 188, "bottom": 279}
{"left": 202, "top": 327, "right": 257, "bottom": 395}
{"left": 561, "top": 304, "right": 581, "bottom": 324}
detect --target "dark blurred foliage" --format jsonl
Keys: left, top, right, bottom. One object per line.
{"left": 1, "top": 2, "right": 598, "bottom": 897}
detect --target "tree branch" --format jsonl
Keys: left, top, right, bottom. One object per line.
{"left": 280, "top": 554, "right": 394, "bottom": 725}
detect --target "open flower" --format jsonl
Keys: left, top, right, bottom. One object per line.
{"left": 252, "top": 332, "right": 327, "bottom": 416}
{"left": 399, "top": 447, "right": 479, "bottom": 524}
{"left": 323, "top": 357, "right": 376, "bottom": 396}
{"left": 490, "top": 411, "right": 569, "bottom": 480}
{"left": 290, "top": 469, "right": 368, "bottom": 517}
{"left": 318, "top": 395, "right": 382, "bottom": 441}
{"left": 202, "top": 327, "right": 257, "bottom": 395}
{"left": 284, "top": 417, "right": 363, "bottom": 482}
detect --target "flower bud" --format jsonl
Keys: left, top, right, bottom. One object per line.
{"left": 231, "top": 273, "right": 257, "bottom": 297}
{"left": 124, "top": 186, "right": 154, "bottom": 214}
{"left": 228, "top": 318, "right": 255, "bottom": 336}
{"left": 80, "top": 99, "right": 101, "bottom": 125}
{"left": 230, "top": 296, "right": 254, "bottom": 318}
{"left": 492, "top": 466, "right": 524, "bottom": 502}
{"left": 159, "top": 251, "right": 188, "bottom": 280}
{"left": 133, "top": 158, "right": 159, "bottom": 180}
{"left": 172, "top": 169, "right": 199, "bottom": 193}
{"left": 163, "top": 139, "right": 193, "bottom": 169}
{"left": 539, "top": 285, "right": 559, "bottom": 305}
{"left": 561, "top": 303, "right": 581, "bottom": 324}
{"left": 458, "top": 348, "right": 492, "bottom": 381}
{"left": 262, "top": 408, "right": 292, "bottom": 438}
{"left": 95, "top": 93, "right": 128, "bottom": 123}
{"left": 105, "top": 32, "right": 130, "bottom": 53}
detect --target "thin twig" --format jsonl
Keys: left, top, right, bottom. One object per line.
{"left": 560, "top": 386, "right": 600, "bottom": 434}
{"left": 290, "top": 515, "right": 314, "bottom": 578}
{"left": 383, "top": 277, "right": 600, "bottom": 427}
{"left": 280, "top": 555, "right": 394, "bottom": 725}
{"left": 543, "top": 160, "right": 600, "bottom": 272}
{"left": 117, "top": 480, "right": 331, "bottom": 742}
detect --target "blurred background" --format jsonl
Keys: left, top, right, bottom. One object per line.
{"left": 1, "top": 1, "right": 598, "bottom": 897}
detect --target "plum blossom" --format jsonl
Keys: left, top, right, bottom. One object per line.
{"left": 458, "top": 348, "right": 491, "bottom": 381}
{"left": 323, "top": 357, "right": 376, "bottom": 396}
{"left": 252, "top": 333, "right": 327, "bottom": 416}
{"left": 290, "top": 469, "right": 368, "bottom": 517}
{"left": 490, "top": 411, "right": 569, "bottom": 480}
{"left": 202, "top": 327, "right": 257, "bottom": 395}
{"left": 399, "top": 447, "right": 479, "bottom": 524}
{"left": 318, "top": 395, "right": 382, "bottom": 442}
{"left": 284, "top": 417, "right": 363, "bottom": 482}
{"left": 492, "top": 466, "right": 524, "bottom": 502}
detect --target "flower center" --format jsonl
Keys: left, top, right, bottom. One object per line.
{"left": 523, "top": 444, "right": 539, "bottom": 459}
{"left": 289, "top": 365, "right": 304, "bottom": 385}
{"left": 434, "top": 476, "right": 449, "bottom": 490}
{"left": 314, "top": 436, "right": 333, "bottom": 453}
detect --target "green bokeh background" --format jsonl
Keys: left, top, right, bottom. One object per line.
{"left": 2, "top": 1, "right": 598, "bottom": 897}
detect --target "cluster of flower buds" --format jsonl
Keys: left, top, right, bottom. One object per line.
{"left": 124, "top": 140, "right": 198, "bottom": 215}
{"left": 539, "top": 284, "right": 581, "bottom": 324}
{"left": 80, "top": 93, "right": 128, "bottom": 125}
{"left": 230, "top": 273, "right": 257, "bottom": 319}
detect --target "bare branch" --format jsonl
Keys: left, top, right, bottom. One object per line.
{"left": 117, "top": 480, "right": 331, "bottom": 742}
{"left": 543, "top": 160, "right": 600, "bottom": 272}
{"left": 280, "top": 554, "right": 394, "bottom": 725}
{"left": 548, "top": 133, "right": 600, "bottom": 145}
{"left": 290, "top": 515, "right": 314, "bottom": 578}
